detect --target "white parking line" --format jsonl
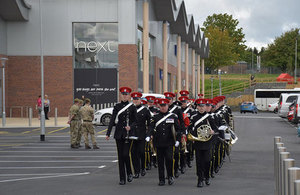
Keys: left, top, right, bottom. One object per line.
{"left": 0, "top": 173, "right": 87, "bottom": 176}
{"left": 98, "top": 165, "right": 106, "bottom": 168}
{"left": 0, "top": 155, "right": 117, "bottom": 158}
{"left": 234, "top": 116, "right": 281, "bottom": 119}
{"left": 0, "top": 151, "right": 116, "bottom": 153}
{"left": 0, "top": 166, "right": 102, "bottom": 169}
{"left": 11, "top": 146, "right": 116, "bottom": 149}
{"left": 0, "top": 160, "right": 116, "bottom": 163}
{"left": 0, "top": 172, "right": 90, "bottom": 183}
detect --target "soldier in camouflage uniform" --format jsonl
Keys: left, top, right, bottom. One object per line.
{"left": 76, "top": 99, "right": 84, "bottom": 147}
{"left": 79, "top": 98, "right": 99, "bottom": 149}
{"left": 68, "top": 98, "right": 81, "bottom": 149}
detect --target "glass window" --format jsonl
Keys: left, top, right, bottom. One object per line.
{"left": 286, "top": 96, "right": 297, "bottom": 103}
{"left": 73, "top": 23, "right": 118, "bottom": 69}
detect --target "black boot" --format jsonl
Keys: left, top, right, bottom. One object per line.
{"left": 168, "top": 176, "right": 174, "bottom": 185}
{"left": 205, "top": 178, "right": 211, "bottom": 186}
{"left": 133, "top": 173, "right": 139, "bottom": 178}
{"left": 119, "top": 180, "right": 126, "bottom": 185}
{"left": 158, "top": 180, "right": 165, "bottom": 186}
{"left": 127, "top": 174, "right": 133, "bottom": 182}
{"left": 85, "top": 144, "right": 91, "bottom": 149}
{"left": 197, "top": 179, "right": 204, "bottom": 188}
{"left": 141, "top": 169, "right": 146, "bottom": 176}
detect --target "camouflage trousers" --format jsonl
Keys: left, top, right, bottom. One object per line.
{"left": 82, "top": 122, "right": 97, "bottom": 146}
{"left": 70, "top": 120, "right": 80, "bottom": 146}
{"left": 76, "top": 123, "right": 83, "bottom": 146}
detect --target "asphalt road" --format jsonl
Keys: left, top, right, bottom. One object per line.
{"left": 0, "top": 112, "right": 299, "bottom": 195}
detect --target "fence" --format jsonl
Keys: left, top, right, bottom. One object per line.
{"left": 274, "top": 136, "right": 300, "bottom": 195}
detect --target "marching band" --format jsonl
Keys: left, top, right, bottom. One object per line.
{"left": 106, "top": 86, "right": 237, "bottom": 187}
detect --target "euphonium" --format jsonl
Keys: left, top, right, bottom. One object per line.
{"left": 187, "top": 123, "right": 213, "bottom": 142}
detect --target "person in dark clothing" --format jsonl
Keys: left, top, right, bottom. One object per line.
{"left": 106, "top": 87, "right": 137, "bottom": 185}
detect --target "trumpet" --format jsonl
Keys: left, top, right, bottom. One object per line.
{"left": 181, "top": 135, "right": 189, "bottom": 153}
{"left": 150, "top": 138, "right": 157, "bottom": 156}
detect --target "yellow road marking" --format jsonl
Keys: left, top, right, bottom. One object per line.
{"left": 48, "top": 127, "right": 68, "bottom": 134}
{"left": 22, "top": 128, "right": 41, "bottom": 134}
{"left": 97, "top": 129, "right": 108, "bottom": 134}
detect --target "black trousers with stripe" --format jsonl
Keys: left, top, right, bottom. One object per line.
{"left": 116, "top": 139, "right": 133, "bottom": 181}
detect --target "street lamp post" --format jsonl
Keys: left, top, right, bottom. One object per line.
{"left": 218, "top": 69, "right": 222, "bottom": 95}
{"left": 210, "top": 76, "right": 214, "bottom": 98}
{"left": 1, "top": 58, "right": 8, "bottom": 127}
{"left": 39, "top": 0, "right": 45, "bottom": 141}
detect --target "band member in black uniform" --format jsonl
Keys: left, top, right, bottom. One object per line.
{"left": 164, "top": 92, "right": 185, "bottom": 178}
{"left": 145, "top": 96, "right": 159, "bottom": 170}
{"left": 131, "top": 92, "right": 151, "bottom": 178}
{"left": 188, "top": 98, "right": 218, "bottom": 188}
{"left": 204, "top": 99, "right": 220, "bottom": 178}
{"left": 146, "top": 99, "right": 181, "bottom": 186}
{"left": 179, "top": 96, "right": 193, "bottom": 170}
{"left": 106, "top": 87, "right": 137, "bottom": 185}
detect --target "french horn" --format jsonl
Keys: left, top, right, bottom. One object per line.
{"left": 188, "top": 124, "right": 213, "bottom": 142}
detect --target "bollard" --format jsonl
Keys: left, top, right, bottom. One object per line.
{"left": 288, "top": 167, "right": 300, "bottom": 195}
{"left": 277, "top": 145, "right": 286, "bottom": 195}
{"left": 294, "top": 180, "right": 300, "bottom": 195}
{"left": 283, "top": 159, "right": 295, "bottom": 195}
{"left": 54, "top": 108, "right": 57, "bottom": 127}
{"left": 29, "top": 108, "right": 32, "bottom": 127}
{"left": 275, "top": 138, "right": 282, "bottom": 195}
{"left": 280, "top": 152, "right": 290, "bottom": 195}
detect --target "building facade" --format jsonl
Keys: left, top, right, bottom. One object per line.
{"left": 0, "top": 0, "right": 209, "bottom": 117}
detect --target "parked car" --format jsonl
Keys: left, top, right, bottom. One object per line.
{"left": 287, "top": 100, "right": 296, "bottom": 122}
{"left": 240, "top": 102, "right": 258, "bottom": 114}
{"left": 93, "top": 93, "right": 165, "bottom": 126}
{"left": 278, "top": 93, "right": 300, "bottom": 118}
{"left": 267, "top": 101, "right": 278, "bottom": 113}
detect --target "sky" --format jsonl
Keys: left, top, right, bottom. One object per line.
{"left": 184, "top": 0, "right": 300, "bottom": 50}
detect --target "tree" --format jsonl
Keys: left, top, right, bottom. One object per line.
{"left": 261, "top": 28, "right": 299, "bottom": 73}
{"left": 204, "top": 26, "right": 239, "bottom": 70}
{"left": 202, "top": 13, "right": 246, "bottom": 60}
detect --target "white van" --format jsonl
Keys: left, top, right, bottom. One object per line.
{"left": 278, "top": 93, "right": 300, "bottom": 118}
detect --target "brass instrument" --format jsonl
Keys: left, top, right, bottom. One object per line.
{"left": 150, "top": 138, "right": 157, "bottom": 156}
{"left": 188, "top": 123, "right": 213, "bottom": 142}
{"left": 229, "top": 114, "right": 234, "bottom": 131}
{"left": 181, "top": 136, "right": 189, "bottom": 153}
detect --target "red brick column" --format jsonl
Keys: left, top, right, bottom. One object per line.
{"left": 118, "top": 44, "right": 138, "bottom": 92}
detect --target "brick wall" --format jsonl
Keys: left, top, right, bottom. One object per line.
{"left": 6, "top": 56, "right": 73, "bottom": 117}
{"left": 118, "top": 44, "right": 138, "bottom": 93}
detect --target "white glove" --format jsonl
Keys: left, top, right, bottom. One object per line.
{"left": 145, "top": 137, "right": 150, "bottom": 142}
{"left": 175, "top": 141, "right": 180, "bottom": 147}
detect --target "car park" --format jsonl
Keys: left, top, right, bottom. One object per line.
{"left": 93, "top": 93, "right": 165, "bottom": 126}
{"left": 240, "top": 102, "right": 258, "bottom": 114}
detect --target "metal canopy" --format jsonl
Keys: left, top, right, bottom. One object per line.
{"left": 0, "top": 0, "right": 31, "bottom": 21}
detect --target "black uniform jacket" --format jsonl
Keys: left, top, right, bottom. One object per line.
{"left": 169, "top": 103, "right": 185, "bottom": 134}
{"left": 188, "top": 111, "right": 218, "bottom": 150}
{"left": 148, "top": 106, "right": 159, "bottom": 116}
{"left": 133, "top": 105, "right": 151, "bottom": 140}
{"left": 148, "top": 111, "right": 181, "bottom": 148}
{"left": 106, "top": 101, "right": 137, "bottom": 140}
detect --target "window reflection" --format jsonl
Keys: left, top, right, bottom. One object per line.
{"left": 73, "top": 23, "right": 118, "bottom": 69}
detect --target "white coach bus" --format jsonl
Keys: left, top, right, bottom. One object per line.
{"left": 254, "top": 89, "right": 300, "bottom": 111}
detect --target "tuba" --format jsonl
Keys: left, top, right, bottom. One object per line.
{"left": 188, "top": 121, "right": 213, "bottom": 142}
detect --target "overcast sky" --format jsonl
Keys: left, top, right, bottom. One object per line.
{"left": 184, "top": 0, "right": 300, "bottom": 50}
